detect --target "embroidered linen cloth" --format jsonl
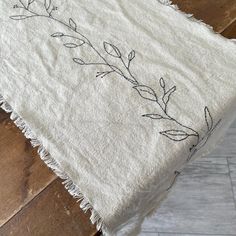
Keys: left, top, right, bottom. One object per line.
{"left": 1, "top": 0, "right": 236, "bottom": 235}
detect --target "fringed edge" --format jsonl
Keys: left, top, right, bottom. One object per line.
{"left": 157, "top": 0, "right": 236, "bottom": 43}
{"left": 0, "top": 94, "right": 107, "bottom": 235}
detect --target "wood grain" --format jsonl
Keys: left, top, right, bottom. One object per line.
{"left": 0, "top": 179, "right": 98, "bottom": 236}
{"left": 141, "top": 157, "right": 236, "bottom": 234}
{"left": 0, "top": 109, "right": 56, "bottom": 226}
{"left": 222, "top": 19, "right": 236, "bottom": 38}
{"left": 172, "top": 0, "right": 236, "bottom": 32}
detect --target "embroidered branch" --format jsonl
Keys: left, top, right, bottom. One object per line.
{"left": 10, "top": 0, "right": 222, "bottom": 161}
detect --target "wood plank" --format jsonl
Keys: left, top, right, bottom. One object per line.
{"left": 222, "top": 19, "right": 236, "bottom": 38}
{"left": 0, "top": 179, "right": 98, "bottom": 236}
{"left": 0, "top": 109, "right": 56, "bottom": 226}
{"left": 141, "top": 157, "right": 236, "bottom": 234}
{"left": 228, "top": 157, "right": 236, "bottom": 209}
{"left": 172, "top": 0, "right": 236, "bottom": 32}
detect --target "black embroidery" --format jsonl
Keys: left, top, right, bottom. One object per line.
{"left": 10, "top": 0, "right": 222, "bottom": 165}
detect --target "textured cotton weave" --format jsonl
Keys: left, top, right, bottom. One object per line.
{"left": 1, "top": 0, "right": 236, "bottom": 235}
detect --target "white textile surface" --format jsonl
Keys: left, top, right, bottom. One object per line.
{"left": 1, "top": 0, "right": 236, "bottom": 235}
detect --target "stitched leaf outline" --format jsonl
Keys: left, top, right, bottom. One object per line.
{"left": 69, "top": 18, "right": 77, "bottom": 31}
{"left": 64, "top": 43, "right": 79, "bottom": 48}
{"left": 163, "top": 86, "right": 176, "bottom": 104}
{"left": 160, "top": 130, "right": 190, "bottom": 141}
{"left": 133, "top": 85, "right": 157, "bottom": 101}
{"left": 128, "top": 50, "right": 135, "bottom": 61}
{"left": 44, "top": 0, "right": 51, "bottom": 10}
{"left": 142, "top": 114, "right": 164, "bottom": 119}
{"left": 51, "top": 32, "right": 64, "bottom": 37}
{"left": 73, "top": 58, "right": 85, "bottom": 65}
{"left": 103, "top": 42, "right": 121, "bottom": 58}
{"left": 160, "top": 77, "right": 165, "bottom": 88}
{"left": 204, "top": 106, "right": 213, "bottom": 131}
{"left": 64, "top": 41, "right": 85, "bottom": 48}
{"left": 10, "top": 15, "right": 30, "bottom": 20}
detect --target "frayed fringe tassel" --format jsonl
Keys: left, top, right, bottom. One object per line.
{"left": 157, "top": 0, "right": 236, "bottom": 43}
{"left": 0, "top": 94, "right": 107, "bottom": 235}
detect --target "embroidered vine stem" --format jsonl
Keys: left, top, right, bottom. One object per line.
{"left": 10, "top": 0, "right": 222, "bottom": 162}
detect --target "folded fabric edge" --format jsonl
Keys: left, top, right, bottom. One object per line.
{"left": 0, "top": 94, "right": 108, "bottom": 235}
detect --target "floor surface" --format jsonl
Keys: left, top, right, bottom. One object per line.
{"left": 141, "top": 121, "right": 236, "bottom": 235}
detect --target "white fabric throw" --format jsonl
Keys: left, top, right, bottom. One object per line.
{"left": 1, "top": 0, "right": 236, "bottom": 235}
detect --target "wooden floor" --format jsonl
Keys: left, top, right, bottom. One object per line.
{"left": 0, "top": 1, "right": 236, "bottom": 236}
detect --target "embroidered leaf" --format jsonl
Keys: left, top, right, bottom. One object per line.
{"left": 51, "top": 32, "right": 64, "bottom": 37}
{"left": 64, "top": 43, "right": 78, "bottom": 48}
{"left": 69, "top": 18, "right": 77, "bottom": 31}
{"left": 160, "top": 77, "right": 165, "bottom": 88}
{"left": 78, "top": 40, "right": 85, "bottom": 46}
{"left": 204, "top": 106, "right": 213, "bottom": 131}
{"left": 64, "top": 41, "right": 85, "bottom": 48}
{"left": 96, "top": 71, "right": 114, "bottom": 78}
{"left": 166, "top": 86, "right": 176, "bottom": 95}
{"left": 160, "top": 130, "right": 189, "bottom": 141}
{"left": 10, "top": 15, "right": 30, "bottom": 20}
{"left": 73, "top": 58, "right": 85, "bottom": 65}
{"left": 142, "top": 114, "right": 163, "bottom": 119}
{"left": 103, "top": 42, "right": 121, "bottom": 58}
{"left": 128, "top": 50, "right": 135, "bottom": 61}
{"left": 133, "top": 85, "right": 157, "bottom": 101}
{"left": 163, "top": 86, "right": 176, "bottom": 104}
{"left": 44, "top": 0, "right": 51, "bottom": 10}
